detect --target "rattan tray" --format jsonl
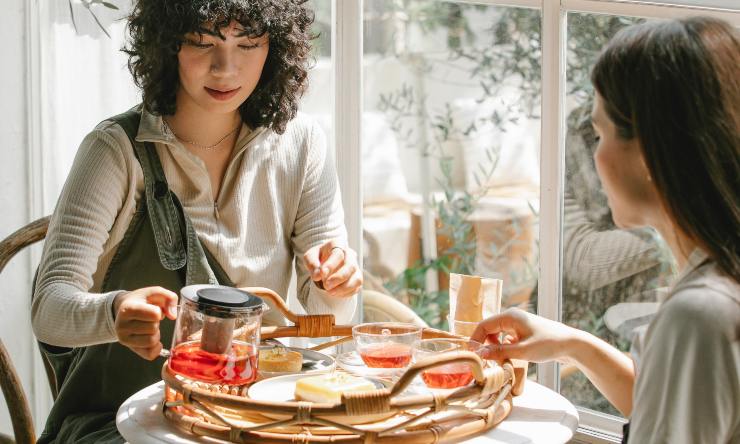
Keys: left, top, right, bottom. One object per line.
{"left": 161, "top": 287, "right": 525, "bottom": 443}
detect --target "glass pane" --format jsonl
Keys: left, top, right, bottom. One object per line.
{"left": 561, "top": 12, "right": 675, "bottom": 416}
{"left": 301, "top": 0, "right": 333, "bottom": 142}
{"left": 361, "top": 1, "right": 541, "bottom": 343}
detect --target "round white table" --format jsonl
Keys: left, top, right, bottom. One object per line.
{"left": 117, "top": 380, "right": 578, "bottom": 444}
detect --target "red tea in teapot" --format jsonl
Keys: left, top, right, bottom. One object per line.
{"left": 168, "top": 340, "right": 258, "bottom": 385}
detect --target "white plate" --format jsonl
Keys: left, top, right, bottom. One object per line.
{"left": 258, "top": 347, "right": 335, "bottom": 378}
{"left": 248, "top": 373, "right": 394, "bottom": 425}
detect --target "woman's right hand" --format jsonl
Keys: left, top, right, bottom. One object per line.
{"left": 470, "top": 308, "right": 582, "bottom": 363}
{"left": 113, "top": 286, "right": 178, "bottom": 360}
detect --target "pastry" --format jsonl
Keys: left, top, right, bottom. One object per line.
{"left": 258, "top": 346, "right": 303, "bottom": 373}
{"left": 294, "top": 372, "right": 375, "bottom": 403}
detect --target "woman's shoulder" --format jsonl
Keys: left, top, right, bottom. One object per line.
{"left": 273, "top": 112, "right": 327, "bottom": 144}
{"left": 658, "top": 263, "right": 739, "bottom": 338}
{"left": 81, "top": 116, "right": 138, "bottom": 159}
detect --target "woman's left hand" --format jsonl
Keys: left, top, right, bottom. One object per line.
{"left": 303, "top": 240, "right": 363, "bottom": 297}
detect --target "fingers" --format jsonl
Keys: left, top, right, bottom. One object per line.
{"left": 470, "top": 314, "right": 507, "bottom": 344}
{"left": 470, "top": 308, "right": 529, "bottom": 344}
{"left": 304, "top": 241, "right": 363, "bottom": 297}
{"left": 318, "top": 245, "right": 345, "bottom": 281}
{"left": 308, "top": 241, "right": 344, "bottom": 281}
{"left": 303, "top": 244, "right": 323, "bottom": 282}
{"left": 124, "top": 331, "right": 161, "bottom": 348}
{"left": 131, "top": 342, "right": 163, "bottom": 361}
{"left": 117, "top": 319, "right": 159, "bottom": 336}
{"left": 325, "top": 268, "right": 363, "bottom": 297}
{"left": 324, "top": 261, "right": 357, "bottom": 291}
{"left": 479, "top": 341, "right": 529, "bottom": 361}
{"left": 143, "top": 287, "right": 179, "bottom": 320}
{"left": 114, "top": 286, "right": 178, "bottom": 361}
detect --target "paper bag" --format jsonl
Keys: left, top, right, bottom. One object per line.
{"left": 449, "top": 273, "right": 503, "bottom": 336}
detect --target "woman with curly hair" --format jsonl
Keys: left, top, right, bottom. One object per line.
{"left": 31, "top": 1, "right": 361, "bottom": 442}
{"left": 473, "top": 16, "right": 739, "bottom": 443}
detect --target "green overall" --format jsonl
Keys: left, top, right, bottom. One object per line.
{"left": 36, "top": 108, "right": 233, "bottom": 443}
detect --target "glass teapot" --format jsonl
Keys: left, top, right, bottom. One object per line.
{"left": 167, "top": 285, "right": 264, "bottom": 385}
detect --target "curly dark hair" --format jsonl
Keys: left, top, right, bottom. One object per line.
{"left": 124, "top": 0, "right": 314, "bottom": 134}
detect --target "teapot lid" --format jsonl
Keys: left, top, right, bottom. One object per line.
{"left": 181, "top": 285, "right": 264, "bottom": 318}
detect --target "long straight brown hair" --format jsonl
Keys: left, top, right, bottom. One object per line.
{"left": 591, "top": 16, "right": 740, "bottom": 282}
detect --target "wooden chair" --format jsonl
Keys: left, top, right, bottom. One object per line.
{"left": 0, "top": 216, "right": 50, "bottom": 444}
{"left": 362, "top": 289, "right": 428, "bottom": 327}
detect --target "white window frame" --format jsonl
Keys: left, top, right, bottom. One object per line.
{"left": 332, "top": 0, "right": 739, "bottom": 440}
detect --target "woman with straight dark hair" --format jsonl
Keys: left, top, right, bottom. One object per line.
{"left": 473, "top": 16, "right": 739, "bottom": 443}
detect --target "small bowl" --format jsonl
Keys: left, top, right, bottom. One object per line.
{"left": 414, "top": 338, "right": 484, "bottom": 389}
{"left": 352, "top": 322, "right": 422, "bottom": 369}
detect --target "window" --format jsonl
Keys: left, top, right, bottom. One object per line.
{"left": 560, "top": 12, "right": 675, "bottom": 418}
{"left": 361, "top": 1, "right": 541, "bottom": 330}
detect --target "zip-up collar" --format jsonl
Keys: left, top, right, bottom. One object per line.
{"left": 134, "top": 106, "right": 269, "bottom": 155}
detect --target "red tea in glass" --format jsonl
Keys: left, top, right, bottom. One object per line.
{"left": 359, "top": 342, "right": 412, "bottom": 368}
{"left": 168, "top": 340, "right": 258, "bottom": 385}
{"left": 421, "top": 363, "right": 474, "bottom": 389}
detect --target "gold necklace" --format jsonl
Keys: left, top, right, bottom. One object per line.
{"left": 167, "top": 122, "right": 241, "bottom": 150}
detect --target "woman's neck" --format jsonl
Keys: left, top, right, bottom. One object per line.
{"left": 164, "top": 99, "right": 242, "bottom": 148}
{"left": 652, "top": 216, "right": 699, "bottom": 271}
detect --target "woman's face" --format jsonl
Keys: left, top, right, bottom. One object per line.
{"left": 176, "top": 21, "right": 269, "bottom": 115}
{"left": 592, "top": 93, "right": 661, "bottom": 228}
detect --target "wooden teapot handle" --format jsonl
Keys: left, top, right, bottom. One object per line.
{"left": 239, "top": 286, "right": 340, "bottom": 338}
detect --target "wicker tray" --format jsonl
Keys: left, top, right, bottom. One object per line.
{"left": 162, "top": 287, "right": 526, "bottom": 443}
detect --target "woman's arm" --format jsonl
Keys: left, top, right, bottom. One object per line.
{"left": 32, "top": 126, "right": 132, "bottom": 347}
{"left": 568, "top": 328, "right": 635, "bottom": 416}
{"left": 290, "top": 118, "right": 358, "bottom": 323}
{"left": 471, "top": 308, "right": 635, "bottom": 416}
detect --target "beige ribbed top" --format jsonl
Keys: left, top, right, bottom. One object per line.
{"left": 31, "top": 109, "right": 356, "bottom": 347}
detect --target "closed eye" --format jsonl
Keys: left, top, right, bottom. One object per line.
{"left": 238, "top": 43, "right": 262, "bottom": 50}
{"left": 184, "top": 39, "right": 213, "bottom": 49}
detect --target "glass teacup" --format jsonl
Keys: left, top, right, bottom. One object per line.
{"left": 352, "top": 322, "right": 422, "bottom": 368}
{"left": 415, "top": 338, "right": 484, "bottom": 389}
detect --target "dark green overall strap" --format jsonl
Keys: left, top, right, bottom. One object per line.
{"left": 36, "top": 107, "right": 234, "bottom": 443}
{"left": 108, "top": 108, "right": 221, "bottom": 285}
{"left": 109, "top": 108, "right": 187, "bottom": 271}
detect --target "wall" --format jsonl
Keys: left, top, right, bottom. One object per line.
{"left": 0, "top": 0, "right": 41, "bottom": 437}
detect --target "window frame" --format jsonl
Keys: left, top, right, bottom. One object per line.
{"left": 333, "top": 0, "right": 739, "bottom": 439}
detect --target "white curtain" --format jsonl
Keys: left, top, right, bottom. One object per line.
{"left": 39, "top": 0, "right": 139, "bottom": 213}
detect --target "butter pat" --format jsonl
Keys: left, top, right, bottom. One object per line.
{"left": 294, "top": 373, "right": 375, "bottom": 403}
{"left": 259, "top": 347, "right": 303, "bottom": 373}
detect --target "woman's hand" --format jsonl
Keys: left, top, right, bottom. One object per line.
{"left": 472, "top": 308, "right": 636, "bottom": 416}
{"left": 470, "top": 308, "right": 581, "bottom": 363}
{"left": 114, "top": 286, "right": 178, "bottom": 360}
{"left": 303, "top": 240, "right": 363, "bottom": 298}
